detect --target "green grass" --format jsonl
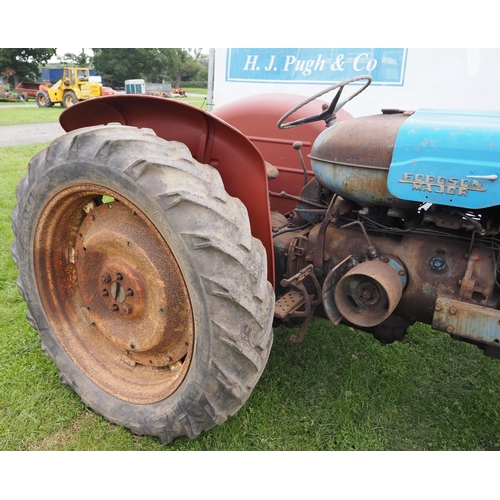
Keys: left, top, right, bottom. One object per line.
{"left": 0, "top": 89, "right": 208, "bottom": 124}
{"left": 2, "top": 103, "right": 500, "bottom": 451}
{"left": 172, "top": 88, "right": 209, "bottom": 109}
{"left": 0, "top": 105, "right": 63, "bottom": 126}
{"left": 182, "top": 87, "right": 207, "bottom": 95}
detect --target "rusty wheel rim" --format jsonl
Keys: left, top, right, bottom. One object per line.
{"left": 34, "top": 184, "right": 194, "bottom": 404}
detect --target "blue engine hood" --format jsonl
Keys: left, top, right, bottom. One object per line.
{"left": 387, "top": 109, "right": 500, "bottom": 209}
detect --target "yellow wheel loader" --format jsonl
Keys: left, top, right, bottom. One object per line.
{"left": 36, "top": 67, "right": 102, "bottom": 108}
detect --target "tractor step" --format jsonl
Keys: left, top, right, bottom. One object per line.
{"left": 274, "top": 290, "right": 306, "bottom": 319}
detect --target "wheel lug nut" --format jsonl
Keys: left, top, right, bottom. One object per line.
{"left": 126, "top": 288, "right": 134, "bottom": 296}
{"left": 101, "top": 273, "right": 111, "bottom": 283}
{"left": 116, "top": 273, "right": 123, "bottom": 281}
{"left": 112, "top": 304, "right": 119, "bottom": 312}
{"left": 102, "top": 289, "right": 109, "bottom": 297}
{"left": 122, "top": 304, "right": 132, "bottom": 314}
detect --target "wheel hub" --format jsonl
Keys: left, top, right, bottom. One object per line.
{"left": 100, "top": 264, "right": 144, "bottom": 317}
{"left": 356, "top": 282, "right": 381, "bottom": 306}
{"left": 76, "top": 201, "right": 190, "bottom": 367}
{"left": 34, "top": 185, "right": 194, "bottom": 404}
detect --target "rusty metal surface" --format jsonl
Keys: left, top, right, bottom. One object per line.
{"left": 334, "top": 260, "right": 403, "bottom": 327}
{"left": 274, "top": 290, "right": 305, "bottom": 319}
{"left": 76, "top": 202, "right": 190, "bottom": 367}
{"left": 277, "top": 264, "right": 322, "bottom": 343}
{"left": 433, "top": 296, "right": 500, "bottom": 346}
{"left": 286, "top": 222, "right": 496, "bottom": 327}
{"left": 34, "top": 184, "right": 194, "bottom": 405}
{"left": 311, "top": 159, "right": 417, "bottom": 208}
{"left": 309, "top": 112, "right": 416, "bottom": 208}
{"left": 321, "top": 255, "right": 358, "bottom": 325}
{"left": 311, "top": 112, "right": 410, "bottom": 169}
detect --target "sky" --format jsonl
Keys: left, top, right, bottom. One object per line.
{"left": 50, "top": 48, "right": 210, "bottom": 63}
{"left": 50, "top": 48, "right": 91, "bottom": 62}
{"left": 5, "top": 2, "right": 498, "bottom": 51}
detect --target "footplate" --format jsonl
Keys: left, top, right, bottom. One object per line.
{"left": 274, "top": 264, "right": 322, "bottom": 343}
{"left": 274, "top": 291, "right": 306, "bottom": 320}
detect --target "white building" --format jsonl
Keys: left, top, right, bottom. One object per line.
{"left": 213, "top": 48, "right": 500, "bottom": 116}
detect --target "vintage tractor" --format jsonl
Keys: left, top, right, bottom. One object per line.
{"left": 11, "top": 76, "right": 500, "bottom": 444}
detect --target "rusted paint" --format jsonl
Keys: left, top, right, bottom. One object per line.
{"left": 34, "top": 183, "right": 194, "bottom": 405}
{"left": 333, "top": 259, "right": 403, "bottom": 327}
{"left": 311, "top": 112, "right": 410, "bottom": 169}
{"left": 433, "top": 296, "right": 500, "bottom": 346}
{"left": 76, "top": 202, "right": 191, "bottom": 368}
{"left": 321, "top": 255, "right": 358, "bottom": 325}
{"left": 310, "top": 112, "right": 417, "bottom": 208}
{"left": 284, "top": 221, "right": 497, "bottom": 328}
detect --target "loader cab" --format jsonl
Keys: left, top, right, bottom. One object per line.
{"left": 63, "top": 68, "right": 90, "bottom": 87}
{"left": 77, "top": 69, "right": 89, "bottom": 81}
{"left": 62, "top": 68, "right": 74, "bottom": 87}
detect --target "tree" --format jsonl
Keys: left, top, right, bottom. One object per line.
{"left": 92, "top": 48, "right": 170, "bottom": 88}
{"left": 159, "top": 48, "right": 189, "bottom": 87}
{"left": 91, "top": 48, "right": 207, "bottom": 88}
{"left": 0, "top": 48, "right": 56, "bottom": 87}
{"left": 56, "top": 49, "right": 92, "bottom": 67}
{"left": 180, "top": 50, "right": 209, "bottom": 86}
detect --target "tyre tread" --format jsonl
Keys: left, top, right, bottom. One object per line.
{"left": 11, "top": 124, "right": 274, "bottom": 444}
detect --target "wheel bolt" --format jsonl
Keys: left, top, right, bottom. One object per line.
{"left": 112, "top": 304, "right": 119, "bottom": 312}
{"left": 122, "top": 304, "right": 132, "bottom": 314}
{"left": 126, "top": 288, "right": 134, "bottom": 297}
{"left": 101, "top": 273, "right": 111, "bottom": 283}
{"left": 116, "top": 273, "right": 123, "bottom": 281}
{"left": 102, "top": 289, "right": 109, "bottom": 297}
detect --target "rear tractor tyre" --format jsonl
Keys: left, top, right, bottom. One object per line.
{"left": 62, "top": 91, "right": 78, "bottom": 108}
{"left": 35, "top": 89, "right": 53, "bottom": 108}
{"left": 11, "top": 124, "right": 274, "bottom": 444}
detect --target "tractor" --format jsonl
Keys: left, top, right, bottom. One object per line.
{"left": 36, "top": 67, "right": 102, "bottom": 108}
{"left": 11, "top": 76, "right": 500, "bottom": 444}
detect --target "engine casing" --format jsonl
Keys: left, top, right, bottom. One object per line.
{"left": 310, "top": 109, "right": 500, "bottom": 209}
{"left": 275, "top": 107, "right": 500, "bottom": 356}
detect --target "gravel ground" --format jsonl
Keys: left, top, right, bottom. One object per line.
{"left": 0, "top": 122, "right": 65, "bottom": 147}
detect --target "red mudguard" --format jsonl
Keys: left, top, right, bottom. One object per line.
{"left": 60, "top": 95, "right": 276, "bottom": 286}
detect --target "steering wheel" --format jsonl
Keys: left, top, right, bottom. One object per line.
{"left": 278, "top": 75, "right": 372, "bottom": 129}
